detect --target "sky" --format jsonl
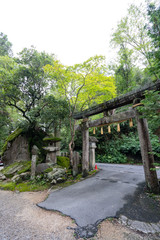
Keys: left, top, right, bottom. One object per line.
{"left": 1, "top": 0, "right": 142, "bottom": 66}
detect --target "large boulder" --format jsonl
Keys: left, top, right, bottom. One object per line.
{"left": 36, "top": 163, "right": 52, "bottom": 174}
{"left": 2, "top": 134, "right": 30, "bottom": 166}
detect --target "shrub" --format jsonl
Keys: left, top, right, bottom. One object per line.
{"left": 57, "top": 156, "right": 70, "bottom": 169}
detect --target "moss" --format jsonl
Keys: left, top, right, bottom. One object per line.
{"left": 2, "top": 161, "right": 31, "bottom": 178}
{"left": 0, "top": 181, "right": 50, "bottom": 192}
{"left": 88, "top": 170, "right": 97, "bottom": 175}
{"left": 1, "top": 162, "right": 21, "bottom": 177}
{"left": 57, "top": 156, "right": 70, "bottom": 169}
{"left": 43, "top": 137, "right": 61, "bottom": 142}
{"left": 17, "top": 161, "right": 31, "bottom": 174}
{"left": 15, "top": 182, "right": 50, "bottom": 192}
{"left": 44, "top": 167, "right": 53, "bottom": 173}
{"left": 0, "top": 182, "right": 16, "bottom": 191}
{"left": 1, "top": 128, "right": 23, "bottom": 155}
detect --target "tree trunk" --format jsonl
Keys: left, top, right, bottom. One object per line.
{"left": 82, "top": 119, "right": 89, "bottom": 177}
{"left": 135, "top": 109, "right": 159, "bottom": 194}
{"left": 54, "top": 126, "right": 61, "bottom": 156}
{"left": 68, "top": 118, "right": 76, "bottom": 167}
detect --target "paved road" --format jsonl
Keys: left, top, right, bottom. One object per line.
{"left": 38, "top": 164, "right": 148, "bottom": 227}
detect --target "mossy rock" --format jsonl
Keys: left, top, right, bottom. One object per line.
{"left": 2, "top": 161, "right": 31, "bottom": 178}
{"left": 1, "top": 128, "right": 23, "bottom": 155}
{"left": 57, "top": 156, "right": 70, "bottom": 169}
{"left": 43, "top": 137, "right": 61, "bottom": 142}
{"left": 44, "top": 167, "right": 53, "bottom": 173}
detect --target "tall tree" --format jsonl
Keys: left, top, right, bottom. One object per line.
{"left": 0, "top": 32, "right": 12, "bottom": 56}
{"left": 44, "top": 55, "right": 116, "bottom": 164}
{"left": 111, "top": 4, "right": 152, "bottom": 67}
{"left": 110, "top": 3, "right": 157, "bottom": 89}
{"left": 147, "top": 3, "right": 160, "bottom": 79}
{"left": 0, "top": 47, "right": 55, "bottom": 130}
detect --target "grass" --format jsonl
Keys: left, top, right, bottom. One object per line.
{"left": 0, "top": 168, "right": 99, "bottom": 192}
{"left": 0, "top": 181, "right": 50, "bottom": 192}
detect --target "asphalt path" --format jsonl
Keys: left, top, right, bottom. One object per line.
{"left": 38, "top": 163, "right": 151, "bottom": 227}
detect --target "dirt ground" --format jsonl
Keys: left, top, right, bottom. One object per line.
{"left": 0, "top": 190, "right": 158, "bottom": 240}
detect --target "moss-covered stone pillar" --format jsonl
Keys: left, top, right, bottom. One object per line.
{"left": 31, "top": 145, "right": 39, "bottom": 180}
{"left": 89, "top": 136, "right": 98, "bottom": 171}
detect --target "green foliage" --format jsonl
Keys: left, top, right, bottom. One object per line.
{"left": 57, "top": 156, "right": 70, "bottom": 169}
{"left": 43, "top": 137, "right": 61, "bottom": 142}
{"left": 95, "top": 121, "right": 160, "bottom": 164}
{"left": 96, "top": 152, "right": 127, "bottom": 164}
{"left": 138, "top": 90, "right": 160, "bottom": 132}
{"left": 110, "top": 2, "right": 155, "bottom": 94}
{"left": 39, "top": 95, "right": 69, "bottom": 133}
{"left": 1, "top": 128, "right": 23, "bottom": 155}
{"left": 0, "top": 32, "right": 12, "bottom": 56}
{"left": 147, "top": 3, "right": 160, "bottom": 79}
{"left": 44, "top": 167, "right": 53, "bottom": 173}
{"left": 0, "top": 47, "right": 55, "bottom": 128}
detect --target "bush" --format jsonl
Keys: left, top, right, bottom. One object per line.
{"left": 57, "top": 156, "right": 70, "bottom": 169}
{"left": 96, "top": 152, "right": 127, "bottom": 164}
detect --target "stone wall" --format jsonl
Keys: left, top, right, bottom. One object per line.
{"left": 2, "top": 135, "right": 30, "bottom": 166}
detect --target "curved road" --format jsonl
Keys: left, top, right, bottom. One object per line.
{"left": 38, "top": 164, "right": 148, "bottom": 226}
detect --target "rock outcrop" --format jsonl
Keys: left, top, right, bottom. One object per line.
{"left": 2, "top": 135, "right": 30, "bottom": 166}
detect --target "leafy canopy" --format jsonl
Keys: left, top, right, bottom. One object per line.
{"left": 44, "top": 55, "right": 116, "bottom": 114}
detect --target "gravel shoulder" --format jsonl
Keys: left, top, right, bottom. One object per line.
{"left": 0, "top": 189, "right": 159, "bottom": 240}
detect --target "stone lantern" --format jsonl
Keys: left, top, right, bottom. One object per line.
{"left": 89, "top": 136, "right": 98, "bottom": 170}
{"left": 43, "top": 137, "right": 61, "bottom": 165}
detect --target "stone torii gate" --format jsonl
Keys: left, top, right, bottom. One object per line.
{"left": 74, "top": 80, "right": 160, "bottom": 193}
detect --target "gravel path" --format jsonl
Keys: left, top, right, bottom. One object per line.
{"left": 0, "top": 190, "right": 159, "bottom": 240}
{"left": 0, "top": 190, "right": 76, "bottom": 240}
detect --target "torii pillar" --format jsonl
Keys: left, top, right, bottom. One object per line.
{"left": 134, "top": 106, "right": 159, "bottom": 194}
{"left": 82, "top": 119, "right": 89, "bottom": 177}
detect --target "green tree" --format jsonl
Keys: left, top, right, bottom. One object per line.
{"left": 0, "top": 32, "right": 12, "bottom": 56}
{"left": 138, "top": 90, "right": 160, "bottom": 134}
{"left": 44, "top": 55, "right": 116, "bottom": 164}
{"left": 147, "top": 3, "right": 160, "bottom": 79}
{"left": 0, "top": 47, "right": 55, "bottom": 129}
{"left": 110, "top": 3, "right": 156, "bottom": 91}
{"left": 111, "top": 4, "right": 152, "bottom": 67}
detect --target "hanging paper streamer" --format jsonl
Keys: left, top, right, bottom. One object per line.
{"left": 129, "top": 118, "right": 133, "bottom": 127}
{"left": 93, "top": 127, "right": 96, "bottom": 134}
{"left": 101, "top": 127, "right": 103, "bottom": 134}
{"left": 108, "top": 125, "right": 111, "bottom": 133}
{"left": 117, "top": 123, "right": 120, "bottom": 132}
